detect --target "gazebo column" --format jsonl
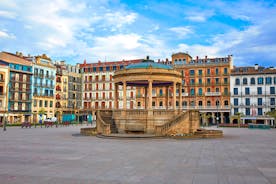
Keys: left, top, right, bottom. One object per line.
{"left": 123, "top": 81, "right": 127, "bottom": 110}
{"left": 148, "top": 80, "right": 152, "bottom": 110}
{"left": 166, "top": 86, "right": 169, "bottom": 109}
{"left": 179, "top": 83, "right": 182, "bottom": 111}
{"left": 173, "top": 81, "right": 176, "bottom": 110}
{"left": 144, "top": 87, "right": 147, "bottom": 109}
{"left": 114, "top": 83, "right": 118, "bottom": 109}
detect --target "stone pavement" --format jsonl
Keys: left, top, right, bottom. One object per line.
{"left": 0, "top": 126, "right": 276, "bottom": 184}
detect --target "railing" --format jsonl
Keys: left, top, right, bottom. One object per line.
{"left": 205, "top": 92, "right": 221, "bottom": 96}
{"left": 96, "top": 110, "right": 111, "bottom": 135}
{"left": 155, "top": 111, "right": 188, "bottom": 136}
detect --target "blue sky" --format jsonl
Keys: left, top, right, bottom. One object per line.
{"left": 0, "top": 0, "right": 276, "bottom": 66}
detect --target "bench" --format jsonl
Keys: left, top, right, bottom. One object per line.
{"left": 248, "top": 123, "right": 270, "bottom": 129}
{"left": 21, "top": 122, "right": 32, "bottom": 128}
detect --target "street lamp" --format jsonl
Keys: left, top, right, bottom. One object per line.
{"left": 3, "top": 82, "right": 9, "bottom": 131}
{"left": 216, "top": 99, "right": 219, "bottom": 128}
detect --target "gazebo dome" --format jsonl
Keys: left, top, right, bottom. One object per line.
{"left": 125, "top": 57, "right": 173, "bottom": 70}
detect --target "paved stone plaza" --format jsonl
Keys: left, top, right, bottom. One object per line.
{"left": 0, "top": 126, "right": 276, "bottom": 184}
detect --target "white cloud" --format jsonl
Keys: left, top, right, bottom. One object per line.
{"left": 0, "top": 10, "right": 16, "bottom": 19}
{"left": 185, "top": 10, "right": 214, "bottom": 22}
{"left": 89, "top": 33, "right": 168, "bottom": 61}
{"left": 0, "top": 30, "right": 15, "bottom": 39}
{"left": 169, "top": 26, "right": 193, "bottom": 38}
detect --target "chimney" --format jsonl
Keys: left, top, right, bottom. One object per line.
{"left": 255, "top": 64, "right": 259, "bottom": 70}
{"left": 146, "top": 56, "right": 149, "bottom": 60}
{"left": 16, "top": 51, "right": 19, "bottom": 56}
{"left": 196, "top": 56, "right": 199, "bottom": 61}
{"left": 205, "top": 55, "right": 208, "bottom": 60}
{"left": 166, "top": 58, "right": 168, "bottom": 62}
{"left": 158, "top": 59, "right": 160, "bottom": 63}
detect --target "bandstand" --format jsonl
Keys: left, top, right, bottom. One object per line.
{"left": 96, "top": 57, "right": 200, "bottom": 135}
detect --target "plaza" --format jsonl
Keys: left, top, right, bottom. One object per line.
{"left": 1, "top": 126, "right": 276, "bottom": 184}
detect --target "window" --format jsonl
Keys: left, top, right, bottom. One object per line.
{"left": 215, "top": 78, "right": 219, "bottom": 84}
{"left": 207, "top": 69, "right": 211, "bottom": 75}
{"left": 207, "top": 88, "right": 211, "bottom": 92}
{"left": 224, "top": 100, "right": 229, "bottom": 106}
{"left": 120, "top": 65, "right": 124, "bottom": 69}
{"left": 198, "top": 101, "right": 203, "bottom": 106}
{"left": 183, "top": 101, "right": 187, "bottom": 106}
{"left": 271, "top": 98, "right": 275, "bottom": 105}
{"left": 258, "top": 77, "right": 263, "bottom": 84}
{"left": 266, "top": 77, "right": 272, "bottom": 84}
{"left": 189, "top": 70, "right": 195, "bottom": 76}
{"left": 44, "top": 101, "right": 48, "bottom": 107}
{"left": 176, "top": 101, "right": 179, "bottom": 106}
{"left": 113, "top": 66, "right": 117, "bottom": 70}
{"left": 159, "top": 89, "right": 163, "bottom": 96}
{"left": 207, "top": 101, "right": 211, "bottom": 106}
{"left": 198, "top": 88, "right": 203, "bottom": 95}
{"left": 274, "top": 77, "right": 276, "bottom": 84}
{"left": 258, "top": 108, "right": 263, "bottom": 115}
{"left": 198, "top": 70, "right": 202, "bottom": 75}
{"left": 234, "top": 98, "right": 239, "bottom": 106}
{"left": 215, "top": 68, "right": 219, "bottom": 75}
{"left": 93, "top": 67, "right": 97, "bottom": 72}
{"left": 224, "top": 88, "right": 228, "bottom": 95}
{"left": 224, "top": 68, "right": 228, "bottom": 74}
{"left": 216, "top": 100, "right": 220, "bottom": 106}
{"left": 258, "top": 98, "right": 262, "bottom": 106}
{"left": 190, "top": 79, "right": 195, "bottom": 85}
{"left": 234, "top": 108, "right": 239, "bottom": 115}
{"left": 152, "top": 101, "right": 155, "bottom": 107}
{"left": 270, "top": 87, "right": 275, "bottom": 94}
{"left": 106, "top": 66, "right": 110, "bottom": 71}
{"left": 33, "top": 100, "right": 37, "bottom": 107}
{"left": 99, "top": 67, "right": 103, "bottom": 71}
{"left": 207, "top": 78, "right": 211, "bottom": 84}
{"left": 216, "top": 88, "right": 219, "bottom": 92}
{"left": 246, "top": 108, "right": 250, "bottom": 115}
{"left": 224, "top": 78, "right": 228, "bottom": 84}
{"left": 234, "top": 88, "right": 238, "bottom": 95}
{"left": 50, "top": 101, "right": 53, "bottom": 107}
{"left": 243, "top": 78, "right": 248, "bottom": 85}
{"left": 198, "top": 78, "right": 202, "bottom": 84}
{"left": 245, "top": 87, "right": 250, "bottom": 95}
{"left": 190, "top": 88, "right": 195, "bottom": 96}
{"left": 250, "top": 77, "right": 255, "bottom": 85}
{"left": 137, "top": 102, "right": 141, "bottom": 107}
{"left": 257, "top": 87, "right": 262, "bottom": 95}
{"left": 235, "top": 78, "right": 240, "bottom": 85}
{"left": 245, "top": 98, "right": 250, "bottom": 106}
{"left": 159, "top": 101, "right": 163, "bottom": 107}
{"left": 39, "top": 100, "right": 43, "bottom": 107}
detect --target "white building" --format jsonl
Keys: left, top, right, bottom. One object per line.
{"left": 230, "top": 64, "right": 275, "bottom": 126}
{"left": 80, "top": 59, "right": 143, "bottom": 110}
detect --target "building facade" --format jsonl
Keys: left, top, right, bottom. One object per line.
{"left": 0, "top": 65, "right": 9, "bottom": 123}
{"left": 32, "top": 54, "right": 56, "bottom": 123}
{"left": 173, "top": 53, "right": 233, "bottom": 125}
{"left": 80, "top": 59, "right": 143, "bottom": 111}
{"left": 0, "top": 52, "right": 33, "bottom": 124}
{"left": 230, "top": 64, "right": 276, "bottom": 125}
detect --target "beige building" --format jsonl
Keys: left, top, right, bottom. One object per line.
{"left": 0, "top": 65, "right": 9, "bottom": 123}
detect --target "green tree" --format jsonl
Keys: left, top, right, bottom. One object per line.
{"left": 200, "top": 113, "right": 212, "bottom": 127}
{"left": 266, "top": 110, "right": 276, "bottom": 128}
{"left": 236, "top": 112, "right": 244, "bottom": 128}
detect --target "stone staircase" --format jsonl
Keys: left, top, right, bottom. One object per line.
{"left": 97, "top": 110, "right": 118, "bottom": 134}
{"left": 155, "top": 110, "right": 200, "bottom": 136}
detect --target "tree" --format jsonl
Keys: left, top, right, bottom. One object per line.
{"left": 200, "top": 113, "right": 212, "bottom": 127}
{"left": 266, "top": 110, "right": 276, "bottom": 128}
{"left": 235, "top": 112, "right": 244, "bottom": 128}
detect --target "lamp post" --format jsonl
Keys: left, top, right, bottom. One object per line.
{"left": 216, "top": 99, "right": 219, "bottom": 128}
{"left": 3, "top": 82, "right": 9, "bottom": 131}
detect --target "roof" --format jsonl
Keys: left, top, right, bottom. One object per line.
{"left": 80, "top": 59, "right": 143, "bottom": 68}
{"left": 231, "top": 66, "right": 276, "bottom": 75}
{"left": 0, "top": 52, "right": 32, "bottom": 66}
{"left": 125, "top": 59, "right": 173, "bottom": 70}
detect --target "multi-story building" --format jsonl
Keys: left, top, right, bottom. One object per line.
{"left": 172, "top": 53, "right": 233, "bottom": 125}
{"left": 0, "top": 65, "right": 9, "bottom": 123}
{"left": 230, "top": 64, "right": 276, "bottom": 125}
{"left": 80, "top": 59, "right": 143, "bottom": 112}
{"left": 32, "top": 54, "right": 56, "bottom": 122}
{"left": 0, "top": 52, "right": 33, "bottom": 124}
{"left": 67, "top": 64, "right": 82, "bottom": 109}
{"left": 136, "top": 53, "right": 233, "bottom": 125}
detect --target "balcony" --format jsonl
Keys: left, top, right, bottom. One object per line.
{"left": 182, "top": 92, "right": 189, "bottom": 96}
{"left": 205, "top": 92, "right": 221, "bottom": 96}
